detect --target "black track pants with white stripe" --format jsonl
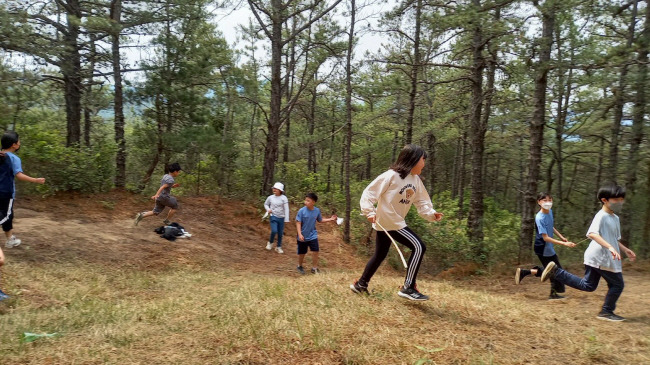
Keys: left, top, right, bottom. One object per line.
{"left": 360, "top": 226, "right": 426, "bottom": 289}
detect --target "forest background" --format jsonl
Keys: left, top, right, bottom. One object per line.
{"left": 1, "top": 0, "right": 649, "bottom": 271}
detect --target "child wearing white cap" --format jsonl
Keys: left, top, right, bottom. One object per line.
{"left": 264, "top": 182, "right": 290, "bottom": 253}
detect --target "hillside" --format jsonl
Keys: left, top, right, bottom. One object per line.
{"left": 0, "top": 192, "right": 648, "bottom": 364}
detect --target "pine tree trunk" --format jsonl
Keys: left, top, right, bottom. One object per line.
{"left": 63, "top": 0, "right": 83, "bottom": 147}
{"left": 404, "top": 0, "right": 422, "bottom": 145}
{"left": 343, "top": 0, "right": 356, "bottom": 243}
{"left": 519, "top": 1, "right": 556, "bottom": 263}
{"left": 622, "top": 0, "right": 648, "bottom": 244}
{"left": 111, "top": 0, "right": 126, "bottom": 188}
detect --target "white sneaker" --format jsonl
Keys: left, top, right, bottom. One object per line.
{"left": 275, "top": 247, "right": 284, "bottom": 254}
{"left": 6, "top": 235, "right": 21, "bottom": 248}
{"left": 265, "top": 242, "right": 273, "bottom": 250}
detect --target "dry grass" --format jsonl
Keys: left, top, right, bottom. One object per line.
{"left": 1, "top": 261, "right": 648, "bottom": 365}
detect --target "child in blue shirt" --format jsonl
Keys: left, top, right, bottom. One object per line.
{"left": 295, "top": 192, "right": 337, "bottom": 274}
{"left": 0, "top": 131, "right": 46, "bottom": 248}
{"left": 0, "top": 131, "right": 46, "bottom": 301}
{"left": 515, "top": 192, "right": 576, "bottom": 300}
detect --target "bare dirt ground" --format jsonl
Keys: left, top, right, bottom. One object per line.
{"left": 10, "top": 191, "right": 365, "bottom": 275}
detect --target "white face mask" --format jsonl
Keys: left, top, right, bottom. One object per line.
{"left": 541, "top": 202, "right": 553, "bottom": 210}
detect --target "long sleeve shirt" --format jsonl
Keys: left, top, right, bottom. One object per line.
{"left": 360, "top": 169, "right": 437, "bottom": 231}
{"left": 264, "top": 194, "right": 290, "bottom": 222}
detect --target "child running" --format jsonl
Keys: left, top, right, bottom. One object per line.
{"left": 515, "top": 192, "right": 576, "bottom": 300}
{"left": 264, "top": 182, "right": 290, "bottom": 254}
{"left": 0, "top": 131, "right": 46, "bottom": 248}
{"left": 134, "top": 163, "right": 182, "bottom": 226}
{"left": 295, "top": 192, "right": 337, "bottom": 274}
{"left": 350, "top": 144, "right": 443, "bottom": 301}
{"left": 541, "top": 183, "right": 636, "bottom": 321}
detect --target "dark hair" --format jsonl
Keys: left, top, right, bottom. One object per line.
{"left": 165, "top": 162, "right": 181, "bottom": 174}
{"left": 597, "top": 183, "right": 625, "bottom": 201}
{"left": 305, "top": 192, "right": 318, "bottom": 202}
{"left": 1, "top": 131, "right": 19, "bottom": 150}
{"left": 390, "top": 144, "right": 428, "bottom": 179}
{"left": 536, "top": 192, "right": 552, "bottom": 201}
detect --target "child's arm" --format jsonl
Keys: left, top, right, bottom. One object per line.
{"left": 360, "top": 172, "right": 392, "bottom": 223}
{"left": 587, "top": 233, "right": 622, "bottom": 260}
{"left": 296, "top": 221, "right": 304, "bottom": 241}
{"left": 543, "top": 233, "right": 576, "bottom": 247}
{"left": 618, "top": 241, "right": 636, "bottom": 262}
{"left": 283, "top": 199, "right": 290, "bottom": 223}
{"left": 318, "top": 214, "right": 338, "bottom": 223}
{"left": 15, "top": 172, "right": 45, "bottom": 184}
{"left": 413, "top": 177, "right": 443, "bottom": 222}
{"left": 152, "top": 184, "right": 171, "bottom": 200}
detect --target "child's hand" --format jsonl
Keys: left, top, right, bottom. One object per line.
{"left": 298, "top": 234, "right": 305, "bottom": 242}
{"left": 35, "top": 177, "right": 45, "bottom": 184}
{"left": 151, "top": 195, "right": 159, "bottom": 201}
{"left": 565, "top": 241, "right": 576, "bottom": 248}
{"left": 609, "top": 247, "right": 622, "bottom": 260}
{"left": 625, "top": 248, "right": 637, "bottom": 262}
{"left": 367, "top": 215, "right": 376, "bottom": 223}
{"left": 267, "top": 209, "right": 273, "bottom": 214}
{"left": 331, "top": 214, "right": 338, "bottom": 221}
{"left": 172, "top": 183, "right": 180, "bottom": 188}
{"left": 433, "top": 212, "right": 444, "bottom": 221}
{"left": 0, "top": 249, "right": 4, "bottom": 266}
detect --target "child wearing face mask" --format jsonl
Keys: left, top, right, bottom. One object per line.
{"left": 515, "top": 192, "right": 576, "bottom": 300}
{"left": 540, "top": 183, "right": 636, "bottom": 322}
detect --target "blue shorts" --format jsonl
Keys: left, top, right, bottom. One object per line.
{"left": 297, "top": 239, "right": 319, "bottom": 254}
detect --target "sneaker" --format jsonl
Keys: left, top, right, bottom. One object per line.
{"left": 597, "top": 312, "right": 625, "bottom": 322}
{"left": 297, "top": 266, "right": 306, "bottom": 275}
{"left": 515, "top": 268, "right": 531, "bottom": 285}
{"left": 311, "top": 268, "right": 320, "bottom": 274}
{"left": 350, "top": 280, "right": 369, "bottom": 295}
{"left": 398, "top": 286, "right": 429, "bottom": 301}
{"left": 133, "top": 212, "right": 145, "bottom": 226}
{"left": 275, "top": 247, "right": 284, "bottom": 254}
{"left": 0, "top": 289, "right": 9, "bottom": 301}
{"left": 265, "top": 242, "right": 273, "bottom": 250}
{"left": 163, "top": 219, "right": 171, "bottom": 226}
{"left": 5, "top": 235, "right": 21, "bottom": 248}
{"left": 548, "top": 292, "right": 567, "bottom": 300}
{"left": 540, "top": 261, "right": 557, "bottom": 283}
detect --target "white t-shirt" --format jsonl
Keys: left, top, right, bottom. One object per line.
{"left": 264, "top": 194, "right": 290, "bottom": 222}
{"left": 360, "top": 169, "right": 437, "bottom": 231}
{"left": 584, "top": 209, "right": 622, "bottom": 273}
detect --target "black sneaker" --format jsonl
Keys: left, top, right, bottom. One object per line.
{"left": 297, "top": 266, "right": 306, "bottom": 275}
{"left": 540, "top": 261, "right": 557, "bottom": 283}
{"left": 515, "top": 268, "right": 531, "bottom": 284}
{"left": 597, "top": 312, "right": 625, "bottom": 322}
{"left": 548, "top": 292, "right": 567, "bottom": 300}
{"left": 311, "top": 268, "right": 320, "bottom": 274}
{"left": 398, "top": 286, "right": 429, "bottom": 301}
{"left": 350, "top": 280, "right": 369, "bottom": 295}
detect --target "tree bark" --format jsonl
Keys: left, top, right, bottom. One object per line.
{"left": 111, "top": 0, "right": 127, "bottom": 188}
{"left": 609, "top": 0, "right": 638, "bottom": 176}
{"left": 622, "top": 0, "right": 648, "bottom": 244}
{"left": 404, "top": 0, "right": 422, "bottom": 145}
{"left": 519, "top": 0, "right": 556, "bottom": 263}
{"left": 63, "top": 0, "right": 83, "bottom": 147}
{"left": 343, "top": 0, "right": 356, "bottom": 243}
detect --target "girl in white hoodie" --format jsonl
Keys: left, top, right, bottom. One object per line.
{"left": 350, "top": 145, "right": 443, "bottom": 301}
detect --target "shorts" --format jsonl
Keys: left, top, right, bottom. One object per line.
{"left": 153, "top": 195, "right": 179, "bottom": 214}
{"left": 0, "top": 195, "right": 13, "bottom": 232}
{"left": 297, "top": 239, "right": 319, "bottom": 254}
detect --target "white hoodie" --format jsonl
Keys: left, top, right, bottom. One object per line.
{"left": 360, "top": 169, "right": 437, "bottom": 231}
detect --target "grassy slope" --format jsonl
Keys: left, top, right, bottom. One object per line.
{"left": 0, "top": 192, "right": 648, "bottom": 364}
